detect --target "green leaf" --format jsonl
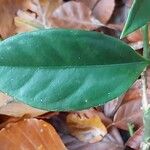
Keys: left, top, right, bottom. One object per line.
{"left": 121, "top": 0, "right": 150, "bottom": 38}
{"left": 0, "top": 29, "right": 148, "bottom": 111}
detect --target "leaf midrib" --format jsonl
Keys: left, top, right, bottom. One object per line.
{"left": 0, "top": 61, "right": 147, "bottom": 68}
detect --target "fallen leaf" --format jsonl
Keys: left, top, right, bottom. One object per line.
{"left": 93, "top": 0, "right": 115, "bottom": 24}
{"left": 75, "top": 0, "right": 99, "bottom": 9}
{"left": 146, "top": 67, "right": 150, "bottom": 90}
{"left": 127, "top": 30, "right": 143, "bottom": 43}
{"left": 49, "top": 113, "right": 123, "bottom": 149}
{"left": 123, "top": 80, "right": 142, "bottom": 103}
{"left": 97, "top": 111, "right": 112, "bottom": 127}
{"left": 66, "top": 108, "right": 107, "bottom": 143}
{"left": 123, "top": 0, "right": 133, "bottom": 7}
{"left": 15, "top": 11, "right": 44, "bottom": 33}
{"left": 0, "top": 115, "right": 19, "bottom": 130}
{"left": 0, "top": 0, "right": 26, "bottom": 38}
{"left": 15, "top": 0, "right": 63, "bottom": 33}
{"left": 37, "top": 112, "right": 59, "bottom": 120}
{"left": 46, "top": 0, "right": 63, "bottom": 15}
{"left": 50, "top": 1, "right": 102, "bottom": 30}
{"left": 113, "top": 99, "right": 143, "bottom": 130}
{"left": 49, "top": 113, "right": 69, "bottom": 134}
{"left": 104, "top": 95, "right": 124, "bottom": 118}
{"left": 108, "top": 0, "right": 129, "bottom": 32}
{"left": 0, "top": 118, "right": 67, "bottom": 150}
{"left": 0, "top": 114, "right": 29, "bottom": 130}
{"left": 0, "top": 92, "right": 47, "bottom": 117}
{"left": 62, "top": 127, "right": 124, "bottom": 150}
{"left": 129, "top": 41, "right": 143, "bottom": 50}
{"left": 123, "top": 71, "right": 150, "bottom": 104}
{"left": 107, "top": 23, "right": 123, "bottom": 31}
{"left": 126, "top": 127, "right": 143, "bottom": 150}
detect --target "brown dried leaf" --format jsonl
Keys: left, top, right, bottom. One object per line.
{"left": 15, "top": 0, "right": 63, "bottom": 33}
{"left": 0, "top": 0, "right": 26, "bottom": 38}
{"left": 93, "top": 0, "right": 115, "bottom": 24}
{"left": 66, "top": 109, "right": 107, "bottom": 143}
{"left": 0, "top": 114, "right": 32, "bottom": 130}
{"left": 49, "top": 113, "right": 123, "bottom": 149}
{"left": 37, "top": 112, "right": 59, "bottom": 120}
{"left": 146, "top": 67, "right": 150, "bottom": 90}
{"left": 123, "top": 0, "right": 133, "bottom": 7}
{"left": 104, "top": 95, "right": 124, "bottom": 118}
{"left": 123, "top": 70, "right": 150, "bottom": 104}
{"left": 126, "top": 127, "right": 143, "bottom": 150}
{"left": 0, "top": 118, "right": 67, "bottom": 150}
{"left": 15, "top": 13, "right": 44, "bottom": 33}
{"left": 50, "top": 1, "right": 102, "bottom": 30}
{"left": 62, "top": 127, "right": 124, "bottom": 150}
{"left": 98, "top": 111, "right": 112, "bottom": 127}
{"left": 0, "top": 115, "right": 20, "bottom": 130}
{"left": 0, "top": 92, "right": 47, "bottom": 117}
{"left": 127, "top": 30, "right": 143, "bottom": 43}
{"left": 108, "top": 0, "right": 129, "bottom": 34}
{"left": 75, "top": 0, "right": 99, "bottom": 9}
{"left": 129, "top": 41, "right": 143, "bottom": 50}
{"left": 123, "top": 80, "right": 142, "bottom": 103}
{"left": 113, "top": 99, "right": 143, "bottom": 130}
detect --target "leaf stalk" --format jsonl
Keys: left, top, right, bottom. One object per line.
{"left": 141, "top": 24, "right": 150, "bottom": 150}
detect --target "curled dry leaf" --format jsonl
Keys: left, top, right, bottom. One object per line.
{"left": 66, "top": 108, "right": 107, "bottom": 143}
{"left": 0, "top": 92, "right": 47, "bottom": 117}
{"left": 49, "top": 113, "right": 123, "bottom": 149}
{"left": 0, "top": 118, "right": 67, "bottom": 150}
{"left": 126, "top": 127, "right": 143, "bottom": 150}
{"left": 62, "top": 127, "right": 124, "bottom": 150}
{"left": 50, "top": 1, "right": 102, "bottom": 30}
{"left": 15, "top": 0, "right": 63, "bottom": 33}
{"left": 0, "top": 0, "right": 26, "bottom": 38}
{"left": 93, "top": 0, "right": 115, "bottom": 24}
{"left": 104, "top": 95, "right": 124, "bottom": 118}
{"left": 113, "top": 99, "right": 143, "bottom": 130}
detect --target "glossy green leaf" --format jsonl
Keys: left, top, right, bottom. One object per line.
{"left": 121, "top": 0, "right": 150, "bottom": 38}
{"left": 0, "top": 29, "right": 148, "bottom": 111}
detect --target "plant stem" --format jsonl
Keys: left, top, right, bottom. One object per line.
{"left": 141, "top": 70, "right": 148, "bottom": 110}
{"left": 143, "top": 25, "right": 150, "bottom": 59}
{"left": 128, "top": 123, "right": 135, "bottom": 136}
{"left": 141, "top": 24, "right": 150, "bottom": 150}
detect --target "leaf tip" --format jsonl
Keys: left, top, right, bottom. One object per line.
{"left": 120, "top": 32, "right": 125, "bottom": 39}
{"left": 120, "top": 27, "right": 128, "bottom": 39}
